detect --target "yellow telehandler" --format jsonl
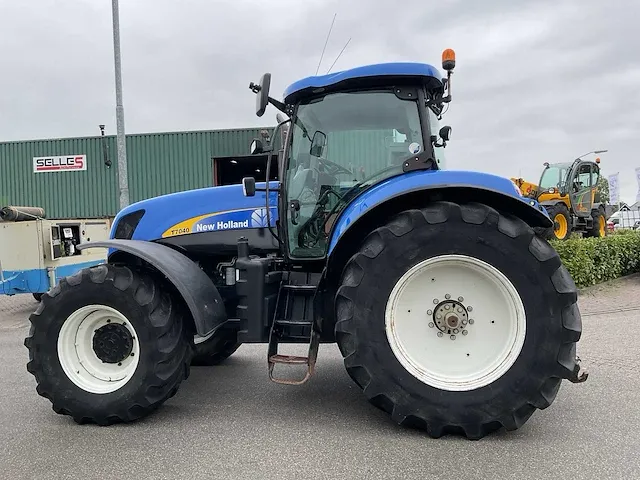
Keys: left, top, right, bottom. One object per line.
{"left": 512, "top": 155, "right": 607, "bottom": 240}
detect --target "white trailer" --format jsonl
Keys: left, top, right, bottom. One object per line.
{"left": 0, "top": 209, "right": 110, "bottom": 300}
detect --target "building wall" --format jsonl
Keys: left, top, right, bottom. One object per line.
{"left": 0, "top": 128, "right": 269, "bottom": 219}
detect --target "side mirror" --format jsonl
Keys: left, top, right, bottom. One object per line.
{"left": 250, "top": 139, "right": 264, "bottom": 155}
{"left": 242, "top": 177, "right": 256, "bottom": 197}
{"left": 310, "top": 131, "right": 327, "bottom": 157}
{"left": 439, "top": 125, "right": 452, "bottom": 142}
{"left": 250, "top": 73, "right": 271, "bottom": 117}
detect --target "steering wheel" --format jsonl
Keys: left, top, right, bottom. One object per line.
{"left": 317, "top": 157, "right": 355, "bottom": 178}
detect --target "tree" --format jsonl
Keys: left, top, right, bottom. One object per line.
{"left": 597, "top": 176, "right": 610, "bottom": 204}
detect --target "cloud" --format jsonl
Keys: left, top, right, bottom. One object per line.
{"left": 0, "top": 0, "right": 638, "bottom": 202}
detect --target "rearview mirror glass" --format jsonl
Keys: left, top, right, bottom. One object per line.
{"left": 310, "top": 131, "right": 327, "bottom": 157}
{"left": 256, "top": 73, "right": 271, "bottom": 117}
{"left": 242, "top": 177, "right": 256, "bottom": 197}
{"left": 439, "top": 125, "right": 452, "bottom": 142}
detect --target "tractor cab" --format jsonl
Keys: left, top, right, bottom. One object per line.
{"left": 246, "top": 50, "right": 456, "bottom": 260}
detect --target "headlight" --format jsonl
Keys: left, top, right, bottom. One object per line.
{"left": 113, "top": 209, "right": 145, "bottom": 239}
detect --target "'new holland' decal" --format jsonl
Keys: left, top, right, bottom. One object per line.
{"left": 161, "top": 207, "right": 277, "bottom": 238}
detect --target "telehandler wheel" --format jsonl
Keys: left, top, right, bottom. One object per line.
{"left": 544, "top": 204, "right": 571, "bottom": 241}
{"left": 191, "top": 330, "right": 241, "bottom": 366}
{"left": 587, "top": 207, "right": 607, "bottom": 238}
{"left": 24, "top": 264, "right": 192, "bottom": 425}
{"left": 335, "top": 201, "right": 582, "bottom": 440}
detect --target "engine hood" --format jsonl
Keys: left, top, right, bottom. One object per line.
{"left": 110, "top": 182, "right": 279, "bottom": 241}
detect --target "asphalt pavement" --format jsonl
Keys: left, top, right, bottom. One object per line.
{"left": 1, "top": 276, "right": 639, "bottom": 480}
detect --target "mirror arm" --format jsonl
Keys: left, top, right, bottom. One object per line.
{"left": 268, "top": 96, "right": 287, "bottom": 113}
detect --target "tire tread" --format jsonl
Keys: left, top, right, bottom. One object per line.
{"left": 335, "top": 201, "right": 582, "bottom": 439}
{"left": 24, "top": 264, "right": 191, "bottom": 425}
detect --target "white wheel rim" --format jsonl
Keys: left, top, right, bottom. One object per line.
{"left": 385, "top": 254, "right": 526, "bottom": 392}
{"left": 57, "top": 305, "right": 140, "bottom": 394}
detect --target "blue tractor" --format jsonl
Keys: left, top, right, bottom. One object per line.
{"left": 25, "top": 49, "right": 587, "bottom": 439}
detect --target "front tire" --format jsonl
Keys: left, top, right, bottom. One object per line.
{"left": 335, "top": 202, "right": 581, "bottom": 439}
{"left": 25, "top": 264, "right": 192, "bottom": 425}
{"left": 544, "top": 204, "right": 571, "bottom": 240}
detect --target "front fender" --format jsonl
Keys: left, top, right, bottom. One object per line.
{"left": 76, "top": 239, "right": 226, "bottom": 337}
{"left": 328, "top": 170, "right": 552, "bottom": 254}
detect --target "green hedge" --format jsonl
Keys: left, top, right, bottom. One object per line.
{"left": 550, "top": 230, "right": 640, "bottom": 288}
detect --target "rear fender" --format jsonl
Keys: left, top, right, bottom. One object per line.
{"left": 76, "top": 239, "right": 226, "bottom": 337}
{"left": 328, "top": 169, "right": 552, "bottom": 255}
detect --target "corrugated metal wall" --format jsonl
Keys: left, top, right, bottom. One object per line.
{"left": 0, "top": 128, "right": 268, "bottom": 219}
{"left": 0, "top": 136, "right": 119, "bottom": 219}
{"left": 329, "top": 130, "right": 393, "bottom": 178}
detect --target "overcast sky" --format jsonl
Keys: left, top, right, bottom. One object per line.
{"left": 1, "top": 0, "right": 638, "bottom": 202}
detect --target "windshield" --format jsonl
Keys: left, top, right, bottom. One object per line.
{"left": 285, "top": 89, "right": 424, "bottom": 258}
{"left": 539, "top": 163, "right": 572, "bottom": 190}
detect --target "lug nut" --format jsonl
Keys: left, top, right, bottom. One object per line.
{"left": 457, "top": 307, "right": 463, "bottom": 313}
{"left": 445, "top": 305, "right": 450, "bottom": 310}
{"left": 445, "top": 294, "right": 451, "bottom": 299}
{"left": 436, "top": 314, "right": 442, "bottom": 319}
{"left": 437, "top": 332, "right": 443, "bottom": 337}
{"left": 433, "top": 299, "right": 439, "bottom": 304}
{"left": 429, "top": 322, "right": 434, "bottom": 328}
{"left": 468, "top": 306, "right": 473, "bottom": 312}
{"left": 469, "top": 319, "right": 475, "bottom": 325}
{"left": 450, "top": 335, "right": 456, "bottom": 340}
{"left": 453, "top": 328, "right": 459, "bottom": 334}
{"left": 462, "top": 319, "right": 468, "bottom": 325}
{"left": 462, "top": 330, "right": 468, "bottom": 336}
{"left": 427, "top": 310, "right": 432, "bottom": 315}
{"left": 458, "top": 296, "right": 464, "bottom": 302}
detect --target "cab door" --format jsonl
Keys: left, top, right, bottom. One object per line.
{"left": 569, "top": 162, "right": 594, "bottom": 216}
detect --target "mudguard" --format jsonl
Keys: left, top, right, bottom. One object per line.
{"left": 76, "top": 239, "right": 226, "bottom": 337}
{"left": 328, "top": 169, "right": 552, "bottom": 254}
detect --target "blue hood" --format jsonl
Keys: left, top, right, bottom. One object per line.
{"left": 111, "top": 182, "right": 279, "bottom": 241}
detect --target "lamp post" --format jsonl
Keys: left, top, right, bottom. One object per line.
{"left": 576, "top": 149, "right": 608, "bottom": 160}
{"left": 111, "top": 0, "right": 129, "bottom": 209}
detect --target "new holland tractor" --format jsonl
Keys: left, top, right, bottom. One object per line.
{"left": 512, "top": 154, "right": 607, "bottom": 240}
{"left": 24, "top": 49, "right": 588, "bottom": 439}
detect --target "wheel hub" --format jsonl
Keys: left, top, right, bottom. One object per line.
{"left": 92, "top": 323, "right": 134, "bottom": 364}
{"left": 429, "top": 299, "right": 472, "bottom": 339}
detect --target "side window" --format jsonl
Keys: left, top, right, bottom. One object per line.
{"left": 591, "top": 165, "right": 600, "bottom": 186}
{"left": 577, "top": 164, "right": 592, "bottom": 189}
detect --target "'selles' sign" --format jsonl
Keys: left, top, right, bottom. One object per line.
{"left": 33, "top": 155, "right": 87, "bottom": 173}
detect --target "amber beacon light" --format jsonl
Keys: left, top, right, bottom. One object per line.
{"left": 442, "top": 48, "right": 456, "bottom": 71}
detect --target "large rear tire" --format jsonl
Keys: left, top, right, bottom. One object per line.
{"left": 25, "top": 264, "right": 192, "bottom": 425}
{"left": 586, "top": 206, "right": 606, "bottom": 238}
{"left": 335, "top": 201, "right": 582, "bottom": 439}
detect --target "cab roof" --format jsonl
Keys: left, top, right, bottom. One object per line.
{"left": 283, "top": 62, "right": 443, "bottom": 104}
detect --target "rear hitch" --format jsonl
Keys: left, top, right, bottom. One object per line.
{"left": 568, "top": 355, "right": 589, "bottom": 383}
